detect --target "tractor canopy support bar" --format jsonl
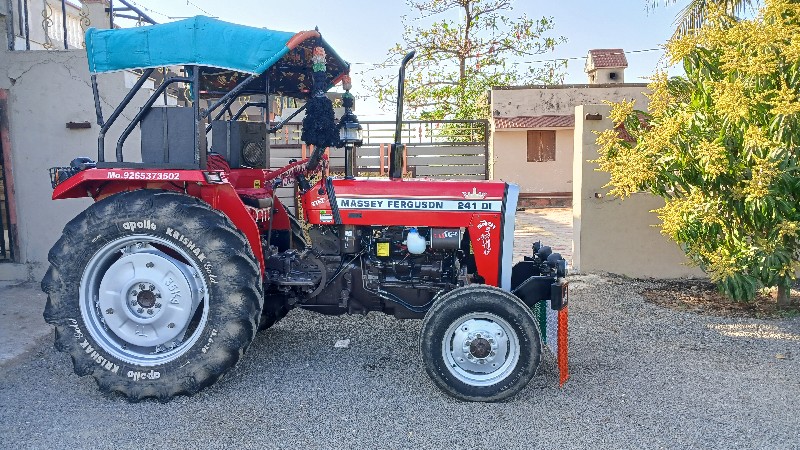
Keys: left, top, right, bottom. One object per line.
{"left": 97, "top": 68, "right": 154, "bottom": 163}
{"left": 114, "top": 76, "right": 192, "bottom": 163}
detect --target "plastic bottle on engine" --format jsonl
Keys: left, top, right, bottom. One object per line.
{"left": 406, "top": 228, "right": 427, "bottom": 255}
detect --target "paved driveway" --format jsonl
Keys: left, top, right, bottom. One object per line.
{"left": 1, "top": 209, "right": 799, "bottom": 449}
{"left": 514, "top": 207, "right": 572, "bottom": 263}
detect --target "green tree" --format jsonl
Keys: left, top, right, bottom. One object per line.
{"left": 372, "top": 0, "right": 565, "bottom": 124}
{"left": 649, "top": 0, "right": 756, "bottom": 36}
{"left": 597, "top": 0, "right": 800, "bottom": 306}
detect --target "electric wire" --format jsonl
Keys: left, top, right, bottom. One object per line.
{"left": 349, "top": 47, "right": 663, "bottom": 66}
{"left": 185, "top": 0, "right": 212, "bottom": 16}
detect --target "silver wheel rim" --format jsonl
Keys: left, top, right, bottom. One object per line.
{"left": 80, "top": 235, "right": 208, "bottom": 366}
{"left": 442, "top": 312, "right": 520, "bottom": 387}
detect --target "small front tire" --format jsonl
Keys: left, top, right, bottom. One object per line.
{"left": 420, "top": 285, "right": 542, "bottom": 402}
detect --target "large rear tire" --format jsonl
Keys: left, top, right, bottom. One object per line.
{"left": 42, "top": 190, "right": 263, "bottom": 401}
{"left": 420, "top": 285, "right": 542, "bottom": 402}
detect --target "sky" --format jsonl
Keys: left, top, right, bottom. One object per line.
{"left": 117, "top": 0, "right": 697, "bottom": 119}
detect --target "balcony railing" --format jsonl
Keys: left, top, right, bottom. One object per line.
{"left": 7, "top": 0, "right": 155, "bottom": 51}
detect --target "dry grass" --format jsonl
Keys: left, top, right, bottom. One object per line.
{"left": 642, "top": 279, "right": 800, "bottom": 319}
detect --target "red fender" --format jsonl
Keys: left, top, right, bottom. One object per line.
{"left": 52, "top": 168, "right": 265, "bottom": 276}
{"left": 196, "top": 183, "right": 264, "bottom": 275}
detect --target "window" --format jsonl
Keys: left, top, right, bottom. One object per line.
{"left": 526, "top": 130, "right": 556, "bottom": 162}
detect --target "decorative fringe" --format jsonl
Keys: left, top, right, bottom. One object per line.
{"left": 301, "top": 46, "right": 339, "bottom": 149}
{"left": 301, "top": 94, "right": 338, "bottom": 149}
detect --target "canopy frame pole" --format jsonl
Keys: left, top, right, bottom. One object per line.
{"left": 192, "top": 66, "right": 207, "bottom": 170}
{"left": 201, "top": 72, "right": 260, "bottom": 120}
{"left": 91, "top": 75, "right": 104, "bottom": 127}
{"left": 114, "top": 75, "right": 191, "bottom": 162}
{"left": 97, "top": 68, "right": 154, "bottom": 163}
{"left": 231, "top": 102, "right": 268, "bottom": 121}
{"left": 268, "top": 103, "right": 307, "bottom": 133}
{"left": 263, "top": 70, "right": 270, "bottom": 169}
{"left": 205, "top": 92, "right": 244, "bottom": 133}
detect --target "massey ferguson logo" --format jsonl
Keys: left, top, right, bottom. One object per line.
{"left": 122, "top": 220, "right": 156, "bottom": 232}
{"left": 462, "top": 188, "right": 487, "bottom": 200}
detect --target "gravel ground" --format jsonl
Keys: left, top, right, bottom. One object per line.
{"left": 1, "top": 274, "right": 799, "bottom": 450}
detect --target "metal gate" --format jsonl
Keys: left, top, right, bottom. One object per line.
{"left": 269, "top": 119, "right": 489, "bottom": 178}
{"left": 268, "top": 120, "right": 489, "bottom": 214}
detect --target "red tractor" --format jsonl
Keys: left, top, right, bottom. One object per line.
{"left": 43, "top": 17, "right": 569, "bottom": 402}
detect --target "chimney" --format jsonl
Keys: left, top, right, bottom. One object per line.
{"left": 585, "top": 49, "right": 628, "bottom": 84}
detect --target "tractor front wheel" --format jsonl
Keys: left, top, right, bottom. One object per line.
{"left": 420, "top": 285, "right": 542, "bottom": 402}
{"left": 42, "top": 190, "right": 263, "bottom": 401}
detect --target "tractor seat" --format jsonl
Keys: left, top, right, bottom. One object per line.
{"left": 239, "top": 193, "right": 273, "bottom": 209}
{"left": 207, "top": 153, "right": 231, "bottom": 172}
{"left": 208, "top": 152, "right": 275, "bottom": 214}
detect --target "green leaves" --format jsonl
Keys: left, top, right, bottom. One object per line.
{"left": 600, "top": 0, "right": 800, "bottom": 301}
{"left": 370, "top": 0, "right": 565, "bottom": 121}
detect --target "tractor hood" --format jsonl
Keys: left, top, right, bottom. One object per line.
{"left": 302, "top": 177, "right": 520, "bottom": 291}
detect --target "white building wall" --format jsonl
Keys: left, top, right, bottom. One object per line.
{"left": 492, "top": 84, "right": 649, "bottom": 117}
{"left": 490, "top": 84, "right": 650, "bottom": 195}
{"left": 492, "top": 128, "right": 573, "bottom": 194}
{"left": 1, "top": 50, "right": 149, "bottom": 278}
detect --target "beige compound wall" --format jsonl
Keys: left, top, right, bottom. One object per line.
{"left": 490, "top": 84, "right": 651, "bottom": 195}
{"left": 492, "top": 128, "right": 573, "bottom": 193}
{"left": 1, "top": 50, "right": 149, "bottom": 279}
{"left": 491, "top": 84, "right": 649, "bottom": 117}
{"left": 572, "top": 104, "right": 705, "bottom": 278}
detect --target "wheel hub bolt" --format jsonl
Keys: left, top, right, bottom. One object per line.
{"left": 137, "top": 308, "right": 144, "bottom": 313}
{"left": 146, "top": 262, "right": 154, "bottom": 268}
{"left": 469, "top": 337, "right": 492, "bottom": 359}
{"left": 105, "top": 308, "right": 114, "bottom": 314}
{"left": 167, "top": 323, "right": 175, "bottom": 328}
{"left": 136, "top": 289, "right": 157, "bottom": 309}
{"left": 139, "top": 283, "right": 145, "bottom": 291}
{"left": 148, "top": 284, "right": 155, "bottom": 291}
{"left": 155, "top": 303, "right": 162, "bottom": 308}
{"left": 147, "top": 309, "right": 154, "bottom": 315}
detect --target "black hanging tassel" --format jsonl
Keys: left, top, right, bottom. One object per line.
{"left": 301, "top": 94, "right": 338, "bottom": 149}
{"left": 301, "top": 56, "right": 338, "bottom": 149}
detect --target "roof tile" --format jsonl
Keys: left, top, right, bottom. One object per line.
{"left": 587, "top": 49, "right": 628, "bottom": 70}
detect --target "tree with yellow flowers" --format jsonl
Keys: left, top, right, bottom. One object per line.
{"left": 596, "top": 0, "right": 800, "bottom": 306}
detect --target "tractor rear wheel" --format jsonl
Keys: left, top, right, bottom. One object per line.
{"left": 42, "top": 190, "right": 263, "bottom": 401}
{"left": 420, "top": 285, "right": 542, "bottom": 402}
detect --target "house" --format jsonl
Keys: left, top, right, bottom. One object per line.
{"left": 489, "top": 49, "right": 650, "bottom": 207}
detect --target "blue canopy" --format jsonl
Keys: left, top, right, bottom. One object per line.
{"left": 87, "top": 16, "right": 308, "bottom": 74}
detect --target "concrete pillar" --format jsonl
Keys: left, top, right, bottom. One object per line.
{"left": 82, "top": 0, "right": 111, "bottom": 30}
{"left": 572, "top": 104, "right": 705, "bottom": 278}
{"left": 1, "top": 0, "right": 15, "bottom": 50}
